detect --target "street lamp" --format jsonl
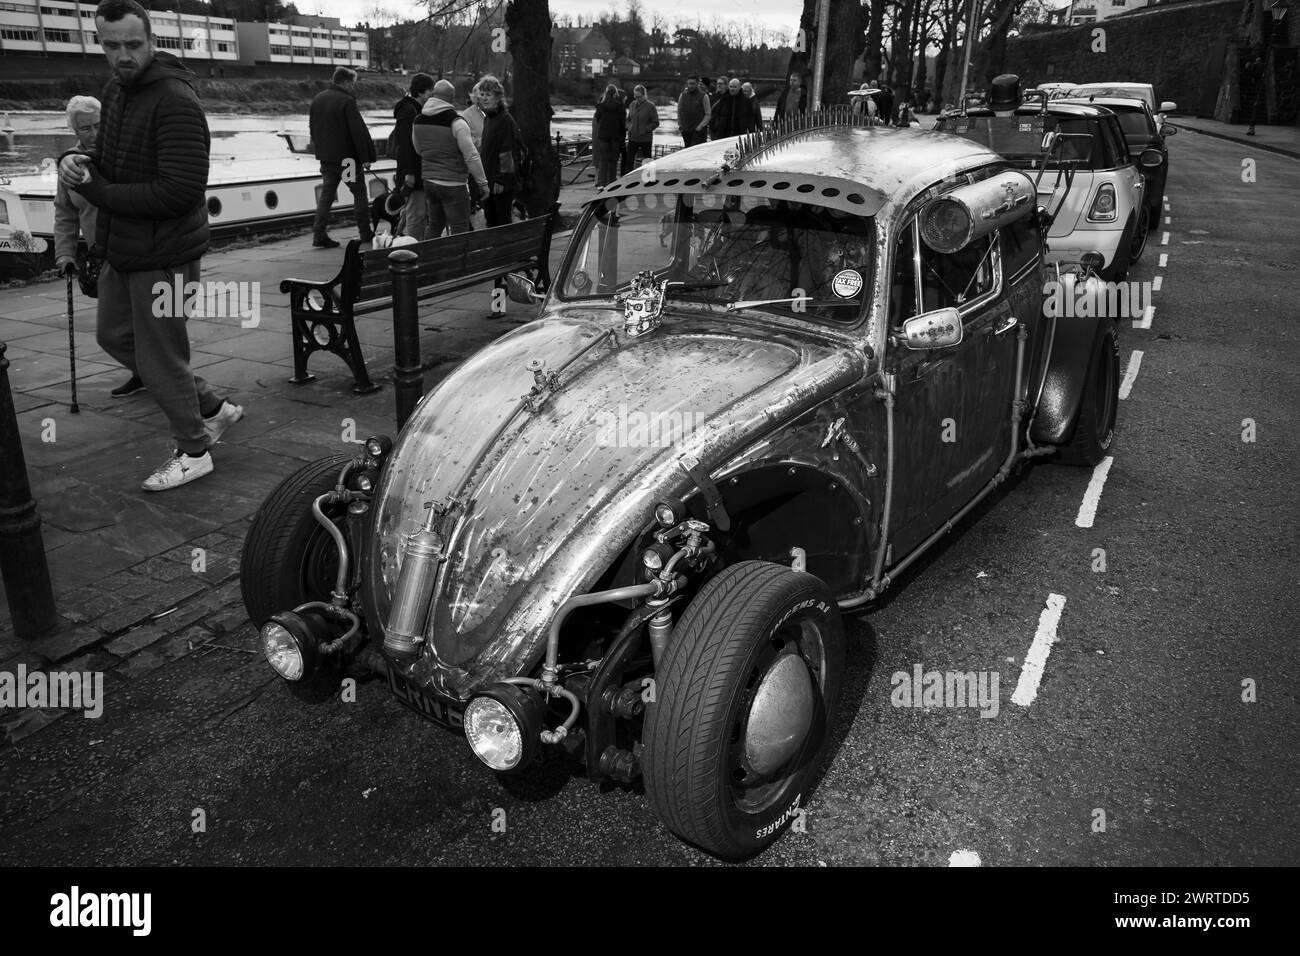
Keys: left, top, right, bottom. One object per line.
{"left": 1248, "top": 0, "right": 1291, "bottom": 135}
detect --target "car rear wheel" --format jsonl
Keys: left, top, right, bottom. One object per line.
{"left": 642, "top": 560, "right": 845, "bottom": 860}
{"left": 1127, "top": 205, "right": 1150, "bottom": 264}
{"left": 1058, "top": 324, "right": 1119, "bottom": 466}
{"left": 241, "top": 454, "right": 353, "bottom": 627}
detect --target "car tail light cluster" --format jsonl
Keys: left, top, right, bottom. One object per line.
{"left": 1087, "top": 183, "right": 1117, "bottom": 222}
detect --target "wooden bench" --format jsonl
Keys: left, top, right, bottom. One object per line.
{"left": 280, "top": 209, "right": 557, "bottom": 394}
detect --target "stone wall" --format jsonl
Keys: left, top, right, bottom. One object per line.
{"left": 1004, "top": 0, "right": 1243, "bottom": 116}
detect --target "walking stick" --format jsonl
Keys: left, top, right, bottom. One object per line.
{"left": 65, "top": 270, "right": 79, "bottom": 414}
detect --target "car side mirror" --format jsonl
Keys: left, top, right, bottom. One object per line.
{"left": 1139, "top": 148, "right": 1164, "bottom": 168}
{"left": 901, "top": 308, "right": 962, "bottom": 350}
{"left": 1160, "top": 124, "right": 1177, "bottom": 137}
{"left": 506, "top": 272, "right": 545, "bottom": 304}
{"left": 1159, "top": 101, "right": 1177, "bottom": 113}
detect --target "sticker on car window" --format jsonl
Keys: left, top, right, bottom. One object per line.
{"left": 832, "top": 269, "right": 863, "bottom": 298}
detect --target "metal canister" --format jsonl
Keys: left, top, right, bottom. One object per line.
{"left": 383, "top": 507, "right": 445, "bottom": 661}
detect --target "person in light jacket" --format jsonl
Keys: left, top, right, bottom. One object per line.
{"left": 412, "top": 78, "right": 488, "bottom": 237}
{"left": 626, "top": 85, "right": 659, "bottom": 170}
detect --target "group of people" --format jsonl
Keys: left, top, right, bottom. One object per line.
{"left": 309, "top": 66, "right": 524, "bottom": 246}
{"left": 676, "top": 74, "right": 767, "bottom": 150}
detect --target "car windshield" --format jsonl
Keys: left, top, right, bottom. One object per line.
{"left": 558, "top": 192, "right": 875, "bottom": 322}
{"left": 1110, "top": 109, "right": 1154, "bottom": 138}
{"left": 935, "top": 114, "right": 1094, "bottom": 166}
{"left": 1072, "top": 85, "right": 1152, "bottom": 107}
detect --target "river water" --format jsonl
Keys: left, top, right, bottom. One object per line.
{"left": 0, "top": 106, "right": 723, "bottom": 177}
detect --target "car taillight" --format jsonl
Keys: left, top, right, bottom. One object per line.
{"left": 1088, "top": 183, "right": 1117, "bottom": 222}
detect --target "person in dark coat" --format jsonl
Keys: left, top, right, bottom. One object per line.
{"left": 592, "top": 83, "right": 626, "bottom": 187}
{"left": 626, "top": 84, "right": 659, "bottom": 169}
{"left": 391, "top": 72, "right": 434, "bottom": 237}
{"left": 477, "top": 74, "right": 520, "bottom": 227}
{"left": 708, "top": 75, "right": 731, "bottom": 139}
{"left": 775, "top": 72, "right": 808, "bottom": 118}
{"left": 714, "top": 77, "right": 757, "bottom": 138}
{"left": 309, "top": 65, "right": 376, "bottom": 247}
{"left": 58, "top": 0, "right": 240, "bottom": 491}
{"left": 676, "top": 75, "right": 710, "bottom": 147}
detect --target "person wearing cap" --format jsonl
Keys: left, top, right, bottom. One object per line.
{"left": 412, "top": 78, "right": 489, "bottom": 238}
{"left": 391, "top": 72, "right": 434, "bottom": 239}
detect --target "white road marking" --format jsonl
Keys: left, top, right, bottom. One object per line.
{"left": 1152, "top": 275, "right": 1163, "bottom": 292}
{"left": 1161, "top": 232, "right": 1170, "bottom": 245}
{"left": 1119, "top": 350, "right": 1144, "bottom": 399}
{"left": 1011, "top": 593, "right": 1068, "bottom": 707}
{"left": 1159, "top": 253, "right": 1168, "bottom": 267}
{"left": 1165, "top": 216, "right": 1171, "bottom": 225}
{"left": 1134, "top": 304, "right": 1154, "bottom": 329}
{"left": 1075, "top": 456, "right": 1114, "bottom": 529}
{"left": 949, "top": 850, "right": 982, "bottom": 867}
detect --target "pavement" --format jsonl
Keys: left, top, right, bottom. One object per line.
{"left": 0, "top": 174, "right": 598, "bottom": 743}
{"left": 1170, "top": 114, "right": 1300, "bottom": 160}
{"left": 0, "top": 131, "right": 1296, "bottom": 867}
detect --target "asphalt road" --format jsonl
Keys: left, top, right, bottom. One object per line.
{"left": 1, "top": 129, "right": 1296, "bottom": 866}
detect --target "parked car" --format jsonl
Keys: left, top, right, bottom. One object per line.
{"left": 934, "top": 92, "right": 1154, "bottom": 281}
{"left": 1058, "top": 94, "right": 1176, "bottom": 224}
{"left": 1065, "top": 82, "right": 1177, "bottom": 127}
{"left": 241, "top": 115, "right": 1120, "bottom": 861}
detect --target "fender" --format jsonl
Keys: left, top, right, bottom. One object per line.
{"left": 1030, "top": 313, "right": 1113, "bottom": 446}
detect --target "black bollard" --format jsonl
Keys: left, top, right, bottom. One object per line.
{"left": 0, "top": 341, "right": 58, "bottom": 638}
{"left": 389, "top": 248, "right": 423, "bottom": 430}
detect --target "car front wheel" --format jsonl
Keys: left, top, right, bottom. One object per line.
{"left": 642, "top": 560, "right": 845, "bottom": 860}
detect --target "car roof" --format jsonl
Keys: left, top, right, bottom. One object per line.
{"left": 1058, "top": 96, "right": 1150, "bottom": 112}
{"left": 601, "top": 124, "right": 1005, "bottom": 218}
{"left": 955, "top": 102, "right": 1113, "bottom": 119}
{"left": 1070, "top": 82, "right": 1153, "bottom": 90}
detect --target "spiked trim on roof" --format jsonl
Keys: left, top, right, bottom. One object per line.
{"left": 730, "top": 106, "right": 876, "bottom": 170}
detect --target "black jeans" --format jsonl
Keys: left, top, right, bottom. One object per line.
{"left": 313, "top": 160, "right": 371, "bottom": 241}
{"left": 682, "top": 129, "right": 707, "bottom": 148}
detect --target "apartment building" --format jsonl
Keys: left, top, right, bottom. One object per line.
{"left": 0, "top": 0, "right": 239, "bottom": 61}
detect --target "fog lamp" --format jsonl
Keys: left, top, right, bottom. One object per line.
{"left": 1081, "top": 251, "right": 1105, "bottom": 273}
{"left": 354, "top": 472, "right": 375, "bottom": 493}
{"left": 364, "top": 435, "right": 392, "bottom": 459}
{"left": 642, "top": 542, "right": 676, "bottom": 572}
{"left": 464, "top": 683, "right": 545, "bottom": 772}
{"left": 653, "top": 498, "right": 686, "bottom": 527}
{"left": 260, "top": 611, "right": 321, "bottom": 681}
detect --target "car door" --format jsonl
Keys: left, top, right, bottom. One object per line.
{"left": 885, "top": 212, "right": 1018, "bottom": 560}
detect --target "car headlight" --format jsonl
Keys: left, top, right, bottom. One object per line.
{"left": 260, "top": 611, "right": 320, "bottom": 681}
{"left": 464, "top": 683, "right": 545, "bottom": 772}
{"left": 364, "top": 435, "right": 392, "bottom": 460}
{"left": 653, "top": 498, "right": 686, "bottom": 528}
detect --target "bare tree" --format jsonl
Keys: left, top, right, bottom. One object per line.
{"left": 504, "top": 0, "right": 559, "bottom": 216}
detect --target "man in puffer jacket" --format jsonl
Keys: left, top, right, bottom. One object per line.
{"left": 412, "top": 79, "right": 488, "bottom": 238}
{"left": 59, "top": 0, "right": 242, "bottom": 492}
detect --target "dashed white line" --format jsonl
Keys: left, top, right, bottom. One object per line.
{"left": 949, "top": 850, "right": 982, "bottom": 867}
{"left": 1134, "top": 304, "right": 1154, "bottom": 329}
{"left": 1161, "top": 232, "right": 1170, "bottom": 245}
{"left": 1165, "top": 216, "right": 1171, "bottom": 225}
{"left": 1075, "top": 456, "right": 1114, "bottom": 528}
{"left": 1119, "top": 350, "right": 1144, "bottom": 399}
{"left": 1152, "top": 275, "right": 1163, "bottom": 292}
{"left": 1011, "top": 593, "right": 1068, "bottom": 707}
{"left": 1159, "top": 253, "right": 1168, "bottom": 268}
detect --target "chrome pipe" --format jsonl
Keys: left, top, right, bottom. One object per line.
{"left": 311, "top": 494, "right": 350, "bottom": 605}
{"left": 504, "top": 676, "right": 582, "bottom": 744}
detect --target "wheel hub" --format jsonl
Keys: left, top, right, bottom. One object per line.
{"left": 743, "top": 653, "right": 815, "bottom": 776}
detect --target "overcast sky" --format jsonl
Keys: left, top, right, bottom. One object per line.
{"left": 308, "top": 0, "right": 1074, "bottom": 43}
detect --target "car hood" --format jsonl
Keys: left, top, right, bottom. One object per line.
{"left": 365, "top": 309, "right": 865, "bottom": 696}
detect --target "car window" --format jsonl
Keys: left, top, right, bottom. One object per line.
{"left": 1099, "top": 117, "right": 1129, "bottom": 166}
{"left": 1112, "top": 109, "right": 1154, "bottom": 139}
{"left": 920, "top": 232, "right": 998, "bottom": 314}
{"left": 560, "top": 192, "right": 874, "bottom": 323}
{"left": 888, "top": 219, "right": 919, "bottom": 325}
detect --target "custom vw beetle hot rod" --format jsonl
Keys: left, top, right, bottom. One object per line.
{"left": 241, "top": 111, "right": 1119, "bottom": 861}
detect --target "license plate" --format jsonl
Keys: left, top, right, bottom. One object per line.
{"left": 386, "top": 663, "right": 464, "bottom": 730}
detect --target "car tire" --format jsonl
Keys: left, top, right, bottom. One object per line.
{"left": 1058, "top": 324, "right": 1119, "bottom": 467}
{"left": 1099, "top": 213, "right": 1134, "bottom": 283}
{"left": 241, "top": 454, "right": 353, "bottom": 627}
{"left": 1127, "top": 205, "right": 1150, "bottom": 264}
{"left": 642, "top": 560, "right": 845, "bottom": 860}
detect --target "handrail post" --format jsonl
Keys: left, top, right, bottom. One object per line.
{"left": 0, "top": 341, "right": 58, "bottom": 638}
{"left": 389, "top": 248, "right": 423, "bottom": 430}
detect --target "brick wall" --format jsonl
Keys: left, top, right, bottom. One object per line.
{"left": 1005, "top": 0, "right": 1243, "bottom": 115}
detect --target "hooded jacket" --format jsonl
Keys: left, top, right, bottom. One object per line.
{"left": 411, "top": 97, "right": 487, "bottom": 188}
{"left": 74, "top": 50, "right": 209, "bottom": 272}
{"left": 310, "top": 82, "right": 376, "bottom": 165}
{"left": 392, "top": 92, "right": 423, "bottom": 184}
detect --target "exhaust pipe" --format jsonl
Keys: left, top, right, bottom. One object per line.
{"left": 383, "top": 504, "right": 447, "bottom": 661}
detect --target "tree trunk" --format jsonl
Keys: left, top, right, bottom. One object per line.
{"left": 787, "top": 0, "right": 867, "bottom": 107}
{"left": 505, "top": 0, "right": 560, "bottom": 217}
{"left": 864, "top": 0, "right": 886, "bottom": 83}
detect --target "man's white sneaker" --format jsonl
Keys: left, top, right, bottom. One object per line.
{"left": 142, "top": 451, "right": 214, "bottom": 492}
{"left": 202, "top": 400, "right": 245, "bottom": 445}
